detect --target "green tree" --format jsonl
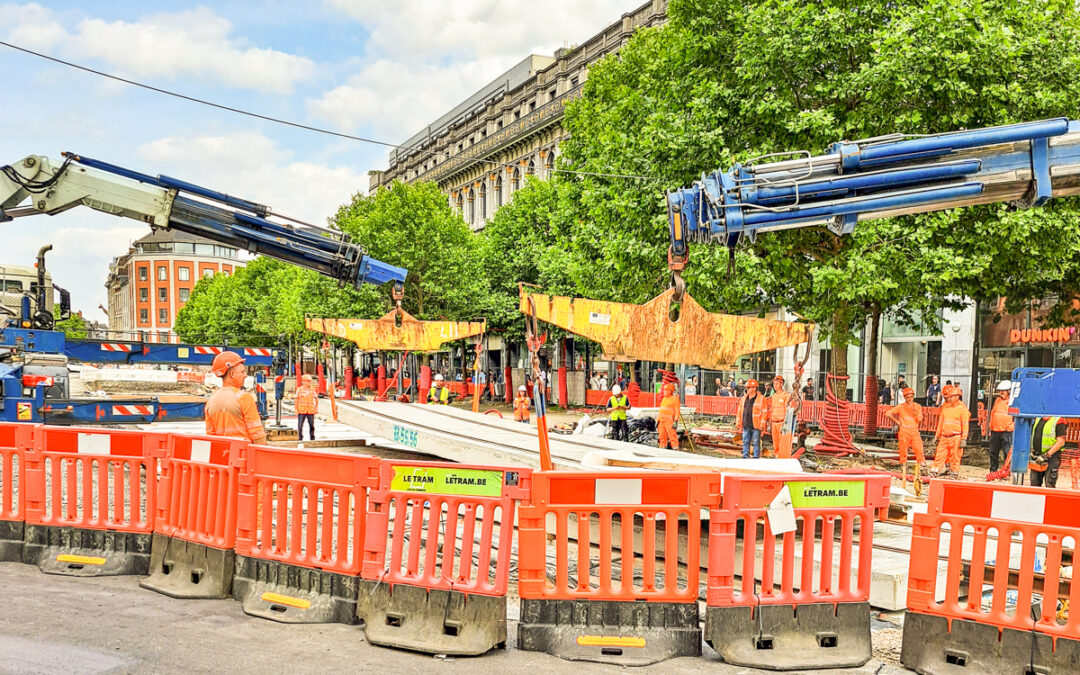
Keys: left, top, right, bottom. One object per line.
{"left": 555, "top": 0, "right": 1080, "bottom": 394}
{"left": 55, "top": 312, "right": 88, "bottom": 339}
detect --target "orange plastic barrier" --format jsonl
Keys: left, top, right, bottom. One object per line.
{"left": 357, "top": 460, "right": 532, "bottom": 655}
{"left": 705, "top": 473, "right": 889, "bottom": 669}
{"left": 232, "top": 445, "right": 379, "bottom": 623}
{"left": 0, "top": 423, "right": 34, "bottom": 561}
{"left": 517, "top": 471, "right": 722, "bottom": 665}
{"left": 141, "top": 434, "right": 248, "bottom": 598}
{"left": 584, "top": 389, "right": 608, "bottom": 406}
{"left": 901, "top": 480, "right": 1080, "bottom": 672}
{"left": 23, "top": 426, "right": 168, "bottom": 575}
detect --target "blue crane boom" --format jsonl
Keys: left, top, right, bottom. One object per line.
{"left": 0, "top": 152, "right": 407, "bottom": 289}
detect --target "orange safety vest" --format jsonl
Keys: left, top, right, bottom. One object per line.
{"left": 989, "top": 397, "right": 1014, "bottom": 432}
{"left": 295, "top": 386, "right": 318, "bottom": 415}
{"left": 205, "top": 385, "right": 266, "bottom": 443}
{"left": 886, "top": 401, "right": 922, "bottom": 430}
{"left": 735, "top": 393, "right": 768, "bottom": 431}
{"left": 769, "top": 390, "right": 791, "bottom": 422}
{"left": 513, "top": 394, "right": 530, "bottom": 420}
{"left": 936, "top": 401, "right": 971, "bottom": 439}
{"left": 658, "top": 394, "right": 681, "bottom": 423}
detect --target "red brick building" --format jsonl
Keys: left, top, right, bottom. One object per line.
{"left": 106, "top": 230, "right": 245, "bottom": 343}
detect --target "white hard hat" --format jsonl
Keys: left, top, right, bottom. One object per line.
{"left": 996, "top": 380, "right": 1012, "bottom": 391}
{"left": 434, "top": 373, "right": 444, "bottom": 382}
{"left": 518, "top": 385, "right": 526, "bottom": 392}
{"left": 612, "top": 384, "right": 622, "bottom": 395}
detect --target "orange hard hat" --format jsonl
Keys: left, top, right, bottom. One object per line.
{"left": 773, "top": 375, "right": 785, "bottom": 384}
{"left": 662, "top": 382, "right": 676, "bottom": 394}
{"left": 902, "top": 387, "right": 915, "bottom": 399}
{"left": 942, "top": 384, "right": 960, "bottom": 397}
{"left": 211, "top": 350, "right": 245, "bottom": 377}
{"left": 747, "top": 379, "right": 759, "bottom": 388}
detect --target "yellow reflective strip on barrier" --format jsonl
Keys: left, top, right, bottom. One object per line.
{"left": 576, "top": 635, "right": 646, "bottom": 648}
{"left": 56, "top": 554, "right": 106, "bottom": 565}
{"left": 260, "top": 592, "right": 311, "bottom": 609}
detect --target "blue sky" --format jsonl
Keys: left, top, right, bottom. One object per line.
{"left": 0, "top": 0, "right": 635, "bottom": 317}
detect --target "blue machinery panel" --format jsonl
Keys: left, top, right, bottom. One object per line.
{"left": 1008, "top": 367, "right": 1080, "bottom": 474}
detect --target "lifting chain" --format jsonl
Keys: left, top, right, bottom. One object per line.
{"left": 667, "top": 247, "right": 688, "bottom": 305}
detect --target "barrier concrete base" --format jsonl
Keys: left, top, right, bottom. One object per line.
{"left": 139, "top": 534, "right": 234, "bottom": 599}
{"left": 704, "top": 602, "right": 871, "bottom": 671}
{"left": 23, "top": 524, "right": 150, "bottom": 576}
{"left": 356, "top": 581, "right": 506, "bottom": 656}
{"left": 0, "top": 520, "right": 23, "bottom": 562}
{"left": 232, "top": 555, "right": 358, "bottom": 624}
{"left": 517, "top": 598, "right": 700, "bottom": 666}
{"left": 900, "top": 611, "right": 1080, "bottom": 674}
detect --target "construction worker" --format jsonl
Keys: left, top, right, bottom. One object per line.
{"left": 205, "top": 351, "right": 266, "bottom": 444}
{"left": 295, "top": 374, "right": 318, "bottom": 441}
{"left": 736, "top": 379, "right": 768, "bottom": 458}
{"left": 657, "top": 382, "right": 680, "bottom": 449}
{"left": 513, "top": 385, "right": 530, "bottom": 423}
{"left": 607, "top": 384, "right": 630, "bottom": 441}
{"left": 988, "top": 381, "right": 1014, "bottom": 474}
{"left": 767, "top": 375, "right": 795, "bottom": 458}
{"left": 931, "top": 385, "right": 970, "bottom": 477}
{"left": 885, "top": 387, "right": 925, "bottom": 471}
{"left": 1029, "top": 415, "right": 1067, "bottom": 488}
{"left": 427, "top": 373, "right": 450, "bottom": 405}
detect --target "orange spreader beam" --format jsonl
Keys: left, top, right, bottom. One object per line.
{"left": 519, "top": 288, "right": 812, "bottom": 370}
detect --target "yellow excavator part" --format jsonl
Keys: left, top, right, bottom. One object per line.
{"left": 519, "top": 288, "right": 812, "bottom": 370}
{"left": 305, "top": 311, "right": 485, "bottom": 351}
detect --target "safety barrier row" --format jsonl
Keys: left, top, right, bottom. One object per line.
{"left": 0, "top": 421, "right": 891, "bottom": 668}
{"left": 901, "top": 480, "right": 1080, "bottom": 673}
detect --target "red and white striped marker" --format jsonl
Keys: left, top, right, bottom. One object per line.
{"left": 937, "top": 482, "right": 1080, "bottom": 528}
{"left": 111, "top": 404, "right": 155, "bottom": 416}
{"left": 99, "top": 343, "right": 133, "bottom": 352}
{"left": 194, "top": 346, "right": 222, "bottom": 355}
{"left": 244, "top": 348, "right": 273, "bottom": 357}
{"left": 546, "top": 476, "right": 690, "bottom": 505}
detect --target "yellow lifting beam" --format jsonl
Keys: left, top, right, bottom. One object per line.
{"left": 518, "top": 287, "right": 812, "bottom": 370}
{"left": 305, "top": 311, "right": 486, "bottom": 352}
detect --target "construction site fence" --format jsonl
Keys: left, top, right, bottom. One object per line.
{"left": 901, "top": 480, "right": 1080, "bottom": 672}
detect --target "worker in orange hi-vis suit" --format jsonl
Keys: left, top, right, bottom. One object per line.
{"left": 295, "top": 374, "right": 319, "bottom": 441}
{"left": 657, "top": 382, "right": 681, "bottom": 449}
{"left": 205, "top": 350, "right": 266, "bottom": 444}
{"left": 886, "top": 387, "right": 925, "bottom": 467}
{"left": 768, "top": 375, "right": 794, "bottom": 458}
{"left": 513, "top": 385, "right": 531, "bottom": 423}
{"left": 932, "top": 385, "right": 970, "bottom": 477}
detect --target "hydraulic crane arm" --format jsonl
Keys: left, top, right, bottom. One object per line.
{"left": 0, "top": 152, "right": 407, "bottom": 288}
{"left": 666, "top": 118, "right": 1080, "bottom": 268}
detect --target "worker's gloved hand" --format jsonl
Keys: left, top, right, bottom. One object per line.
{"left": 960, "top": 440, "right": 967, "bottom": 448}
{"left": 1034, "top": 455, "right": 1049, "bottom": 466}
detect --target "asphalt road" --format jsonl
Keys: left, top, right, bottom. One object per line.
{"left": 0, "top": 562, "right": 909, "bottom": 674}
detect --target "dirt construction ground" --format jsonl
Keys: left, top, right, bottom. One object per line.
{"left": 0, "top": 563, "right": 914, "bottom": 674}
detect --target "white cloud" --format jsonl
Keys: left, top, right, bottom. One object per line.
{"left": 2, "top": 4, "right": 314, "bottom": 94}
{"left": 138, "top": 131, "right": 368, "bottom": 223}
{"left": 310, "top": 0, "right": 636, "bottom": 140}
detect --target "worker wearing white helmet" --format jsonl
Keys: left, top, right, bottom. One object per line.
{"left": 513, "top": 384, "right": 531, "bottom": 423}
{"left": 988, "top": 380, "right": 1014, "bottom": 473}
{"left": 607, "top": 383, "right": 629, "bottom": 441}
{"left": 427, "top": 373, "right": 450, "bottom": 405}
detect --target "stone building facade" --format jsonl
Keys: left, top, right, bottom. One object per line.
{"left": 368, "top": 0, "right": 668, "bottom": 230}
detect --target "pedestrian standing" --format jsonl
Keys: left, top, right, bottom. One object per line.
{"left": 205, "top": 351, "right": 266, "bottom": 444}
{"left": 931, "top": 385, "right": 970, "bottom": 477}
{"left": 988, "top": 381, "right": 1014, "bottom": 474}
{"left": 607, "top": 384, "right": 630, "bottom": 441}
{"left": 735, "top": 378, "right": 746, "bottom": 397}
{"left": 926, "top": 375, "right": 942, "bottom": 407}
{"left": 1029, "top": 415, "right": 1067, "bottom": 487}
{"left": 736, "top": 379, "right": 767, "bottom": 458}
{"left": 801, "top": 377, "right": 815, "bottom": 401}
{"left": 294, "top": 374, "right": 318, "bottom": 441}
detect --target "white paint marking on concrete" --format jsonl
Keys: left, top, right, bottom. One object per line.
{"left": 77, "top": 433, "right": 110, "bottom": 456}
{"left": 595, "top": 478, "right": 642, "bottom": 505}
{"left": 190, "top": 439, "right": 212, "bottom": 464}
{"left": 991, "top": 491, "right": 1046, "bottom": 525}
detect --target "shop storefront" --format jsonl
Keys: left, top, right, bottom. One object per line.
{"left": 978, "top": 301, "right": 1080, "bottom": 397}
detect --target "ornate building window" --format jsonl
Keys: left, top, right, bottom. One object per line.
{"left": 526, "top": 159, "right": 536, "bottom": 176}
{"left": 456, "top": 193, "right": 464, "bottom": 215}
{"left": 466, "top": 188, "right": 475, "bottom": 225}
{"left": 479, "top": 182, "right": 487, "bottom": 221}
{"left": 511, "top": 167, "right": 521, "bottom": 193}
{"left": 494, "top": 175, "right": 503, "bottom": 207}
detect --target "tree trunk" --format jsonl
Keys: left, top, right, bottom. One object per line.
{"left": 864, "top": 306, "right": 881, "bottom": 436}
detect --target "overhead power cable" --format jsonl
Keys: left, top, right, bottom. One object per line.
{"left": 0, "top": 40, "right": 663, "bottom": 182}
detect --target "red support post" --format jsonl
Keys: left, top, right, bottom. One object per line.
{"left": 343, "top": 366, "right": 354, "bottom": 400}
{"left": 419, "top": 365, "right": 432, "bottom": 402}
{"left": 504, "top": 365, "right": 513, "bottom": 404}
{"left": 317, "top": 363, "right": 326, "bottom": 395}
